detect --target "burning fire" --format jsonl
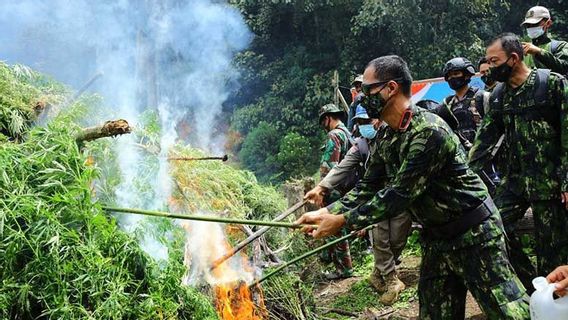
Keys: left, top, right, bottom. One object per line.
{"left": 180, "top": 219, "right": 266, "bottom": 320}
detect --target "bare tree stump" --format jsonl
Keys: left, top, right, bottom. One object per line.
{"left": 283, "top": 178, "right": 317, "bottom": 218}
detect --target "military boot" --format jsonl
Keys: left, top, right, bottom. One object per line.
{"left": 380, "top": 271, "right": 405, "bottom": 306}
{"left": 368, "top": 272, "right": 386, "bottom": 293}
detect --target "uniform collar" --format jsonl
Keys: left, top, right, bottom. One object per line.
{"left": 508, "top": 69, "right": 537, "bottom": 96}
{"left": 532, "top": 34, "right": 551, "bottom": 46}
{"left": 455, "top": 86, "right": 477, "bottom": 102}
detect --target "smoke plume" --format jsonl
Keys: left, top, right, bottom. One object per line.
{"left": 0, "top": 0, "right": 251, "bottom": 262}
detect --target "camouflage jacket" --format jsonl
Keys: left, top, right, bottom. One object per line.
{"left": 442, "top": 86, "right": 483, "bottom": 145}
{"left": 469, "top": 69, "right": 568, "bottom": 200}
{"left": 525, "top": 36, "right": 568, "bottom": 75}
{"left": 320, "top": 122, "right": 351, "bottom": 178}
{"left": 327, "top": 106, "right": 500, "bottom": 249}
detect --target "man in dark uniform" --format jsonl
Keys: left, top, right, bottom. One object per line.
{"left": 470, "top": 33, "right": 568, "bottom": 292}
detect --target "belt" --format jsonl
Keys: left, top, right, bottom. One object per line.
{"left": 423, "top": 197, "right": 496, "bottom": 240}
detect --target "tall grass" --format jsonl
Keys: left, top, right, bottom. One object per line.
{"left": 0, "top": 62, "right": 218, "bottom": 319}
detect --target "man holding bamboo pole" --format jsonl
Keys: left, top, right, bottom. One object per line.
{"left": 296, "top": 55, "right": 529, "bottom": 319}
{"left": 305, "top": 105, "right": 411, "bottom": 305}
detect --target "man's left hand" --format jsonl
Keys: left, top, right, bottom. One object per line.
{"left": 522, "top": 42, "right": 543, "bottom": 56}
{"left": 561, "top": 192, "right": 568, "bottom": 210}
{"left": 294, "top": 208, "right": 346, "bottom": 239}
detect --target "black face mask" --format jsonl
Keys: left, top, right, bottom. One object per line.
{"left": 481, "top": 75, "right": 495, "bottom": 87}
{"left": 489, "top": 56, "right": 514, "bottom": 82}
{"left": 447, "top": 76, "right": 470, "bottom": 90}
{"left": 362, "top": 83, "right": 390, "bottom": 119}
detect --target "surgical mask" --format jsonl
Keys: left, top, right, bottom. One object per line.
{"left": 526, "top": 26, "right": 545, "bottom": 39}
{"left": 489, "top": 56, "right": 514, "bottom": 82}
{"left": 362, "top": 83, "right": 389, "bottom": 119}
{"left": 358, "top": 124, "right": 377, "bottom": 139}
{"left": 447, "top": 76, "right": 470, "bottom": 90}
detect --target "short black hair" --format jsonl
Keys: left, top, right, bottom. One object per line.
{"left": 366, "top": 55, "right": 413, "bottom": 97}
{"left": 490, "top": 32, "right": 524, "bottom": 60}
{"left": 478, "top": 56, "right": 489, "bottom": 68}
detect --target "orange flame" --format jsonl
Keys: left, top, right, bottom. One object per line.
{"left": 179, "top": 218, "right": 266, "bottom": 320}
{"left": 214, "top": 281, "right": 265, "bottom": 320}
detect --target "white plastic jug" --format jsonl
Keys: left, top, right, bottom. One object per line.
{"left": 530, "top": 277, "right": 568, "bottom": 320}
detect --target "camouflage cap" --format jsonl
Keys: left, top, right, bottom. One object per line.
{"left": 319, "top": 103, "right": 345, "bottom": 122}
{"left": 521, "top": 6, "right": 550, "bottom": 26}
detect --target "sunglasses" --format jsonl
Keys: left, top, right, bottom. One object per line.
{"left": 361, "top": 78, "right": 403, "bottom": 96}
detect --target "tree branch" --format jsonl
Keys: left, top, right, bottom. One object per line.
{"left": 76, "top": 119, "right": 131, "bottom": 145}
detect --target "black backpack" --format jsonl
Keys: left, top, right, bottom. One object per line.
{"left": 490, "top": 68, "right": 559, "bottom": 133}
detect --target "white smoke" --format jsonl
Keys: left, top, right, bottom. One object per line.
{"left": 0, "top": 0, "right": 251, "bottom": 262}
{"left": 181, "top": 219, "right": 256, "bottom": 286}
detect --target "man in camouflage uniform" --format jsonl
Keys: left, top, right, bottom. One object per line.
{"left": 470, "top": 33, "right": 568, "bottom": 293}
{"left": 306, "top": 106, "right": 411, "bottom": 304}
{"left": 318, "top": 104, "right": 354, "bottom": 279}
{"left": 297, "top": 55, "right": 529, "bottom": 319}
{"left": 521, "top": 6, "right": 568, "bottom": 75}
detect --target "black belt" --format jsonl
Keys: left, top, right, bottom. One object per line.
{"left": 423, "top": 197, "right": 496, "bottom": 240}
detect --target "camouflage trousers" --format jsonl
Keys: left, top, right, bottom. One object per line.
{"left": 320, "top": 238, "right": 353, "bottom": 276}
{"left": 371, "top": 212, "right": 412, "bottom": 276}
{"left": 419, "top": 235, "right": 529, "bottom": 319}
{"left": 495, "top": 187, "right": 568, "bottom": 292}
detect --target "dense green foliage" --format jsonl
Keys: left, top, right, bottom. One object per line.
{"left": 0, "top": 60, "right": 293, "bottom": 319}
{"left": 228, "top": 0, "right": 568, "bottom": 182}
{"left": 0, "top": 63, "right": 66, "bottom": 141}
{"left": 0, "top": 120, "right": 218, "bottom": 319}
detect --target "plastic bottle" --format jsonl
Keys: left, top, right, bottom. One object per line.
{"left": 530, "top": 276, "right": 568, "bottom": 320}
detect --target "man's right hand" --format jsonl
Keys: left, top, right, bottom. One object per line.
{"left": 304, "top": 185, "right": 326, "bottom": 207}
{"left": 546, "top": 265, "right": 568, "bottom": 296}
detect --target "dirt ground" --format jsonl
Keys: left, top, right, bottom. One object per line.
{"left": 314, "top": 255, "right": 486, "bottom": 319}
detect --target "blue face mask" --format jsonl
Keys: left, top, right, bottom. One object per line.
{"left": 358, "top": 124, "right": 377, "bottom": 139}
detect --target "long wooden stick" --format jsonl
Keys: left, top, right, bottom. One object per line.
{"left": 249, "top": 223, "right": 376, "bottom": 287}
{"left": 168, "top": 155, "right": 228, "bottom": 161}
{"left": 210, "top": 200, "right": 307, "bottom": 270}
{"left": 102, "top": 206, "right": 313, "bottom": 229}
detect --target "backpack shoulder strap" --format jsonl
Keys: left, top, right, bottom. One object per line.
{"left": 443, "top": 95, "right": 455, "bottom": 107}
{"left": 489, "top": 82, "right": 506, "bottom": 111}
{"left": 535, "top": 68, "right": 551, "bottom": 106}
{"left": 472, "top": 88, "right": 487, "bottom": 117}
{"left": 550, "top": 39, "right": 560, "bottom": 55}
{"left": 331, "top": 126, "right": 354, "bottom": 149}
{"left": 355, "top": 137, "right": 370, "bottom": 162}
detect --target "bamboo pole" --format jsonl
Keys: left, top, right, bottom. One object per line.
{"left": 210, "top": 200, "right": 307, "bottom": 271}
{"left": 249, "top": 224, "right": 376, "bottom": 287}
{"left": 337, "top": 88, "right": 350, "bottom": 113}
{"left": 168, "top": 155, "right": 228, "bottom": 162}
{"left": 102, "top": 206, "right": 314, "bottom": 229}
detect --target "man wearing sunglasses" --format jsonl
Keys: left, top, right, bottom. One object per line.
{"left": 306, "top": 105, "right": 411, "bottom": 304}
{"left": 520, "top": 6, "right": 568, "bottom": 75}
{"left": 296, "top": 55, "right": 529, "bottom": 319}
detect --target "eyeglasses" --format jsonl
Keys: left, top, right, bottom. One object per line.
{"left": 361, "top": 78, "right": 403, "bottom": 96}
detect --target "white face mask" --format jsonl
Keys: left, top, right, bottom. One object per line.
{"left": 526, "top": 26, "right": 545, "bottom": 39}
